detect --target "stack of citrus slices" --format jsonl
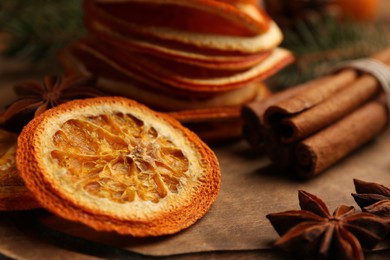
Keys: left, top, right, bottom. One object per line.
{"left": 60, "top": 0, "right": 293, "bottom": 142}
{"left": 16, "top": 96, "right": 220, "bottom": 236}
{"left": 0, "top": 129, "right": 39, "bottom": 210}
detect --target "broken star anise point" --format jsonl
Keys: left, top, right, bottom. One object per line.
{"left": 352, "top": 179, "right": 390, "bottom": 220}
{"left": 0, "top": 75, "right": 104, "bottom": 132}
{"left": 266, "top": 190, "right": 389, "bottom": 260}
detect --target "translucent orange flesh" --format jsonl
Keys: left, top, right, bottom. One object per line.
{"left": 51, "top": 112, "right": 189, "bottom": 204}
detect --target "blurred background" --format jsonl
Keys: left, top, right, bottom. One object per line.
{"left": 0, "top": 0, "right": 389, "bottom": 89}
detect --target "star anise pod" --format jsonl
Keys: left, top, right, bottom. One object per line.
{"left": 352, "top": 179, "right": 390, "bottom": 220}
{"left": 266, "top": 190, "right": 388, "bottom": 259}
{"left": 0, "top": 75, "right": 103, "bottom": 132}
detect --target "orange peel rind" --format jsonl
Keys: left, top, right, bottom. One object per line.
{"left": 85, "top": 27, "right": 274, "bottom": 70}
{"left": 92, "top": 0, "right": 270, "bottom": 37}
{"left": 59, "top": 0, "right": 293, "bottom": 142}
{"left": 84, "top": 0, "right": 282, "bottom": 54}
{"left": 60, "top": 47, "right": 271, "bottom": 110}
{"left": 167, "top": 84, "right": 271, "bottom": 142}
{"left": 65, "top": 40, "right": 293, "bottom": 94}
{"left": 0, "top": 129, "right": 40, "bottom": 211}
{"left": 16, "top": 97, "right": 221, "bottom": 236}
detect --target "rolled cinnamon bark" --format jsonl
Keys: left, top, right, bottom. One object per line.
{"left": 264, "top": 47, "right": 390, "bottom": 144}
{"left": 242, "top": 47, "right": 390, "bottom": 178}
{"left": 264, "top": 69, "right": 358, "bottom": 125}
{"left": 277, "top": 74, "right": 381, "bottom": 143}
{"left": 241, "top": 76, "right": 331, "bottom": 147}
{"left": 262, "top": 129, "right": 295, "bottom": 170}
{"left": 295, "top": 99, "right": 388, "bottom": 177}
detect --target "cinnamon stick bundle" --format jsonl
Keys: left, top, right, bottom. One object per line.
{"left": 242, "top": 47, "right": 390, "bottom": 177}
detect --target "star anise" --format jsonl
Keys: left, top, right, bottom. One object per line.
{"left": 0, "top": 75, "right": 104, "bottom": 132}
{"left": 266, "top": 190, "right": 389, "bottom": 259}
{"left": 352, "top": 179, "right": 390, "bottom": 220}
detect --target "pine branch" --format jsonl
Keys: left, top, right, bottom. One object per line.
{"left": 0, "top": 0, "right": 84, "bottom": 62}
{"left": 269, "top": 13, "right": 390, "bottom": 90}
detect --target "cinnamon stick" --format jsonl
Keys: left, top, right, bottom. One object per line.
{"left": 262, "top": 129, "right": 295, "bottom": 170}
{"left": 242, "top": 47, "right": 390, "bottom": 177}
{"left": 276, "top": 74, "right": 381, "bottom": 143}
{"left": 264, "top": 69, "right": 358, "bottom": 125}
{"left": 264, "top": 47, "right": 390, "bottom": 144}
{"left": 260, "top": 96, "right": 388, "bottom": 176}
{"left": 295, "top": 99, "right": 387, "bottom": 177}
{"left": 241, "top": 76, "right": 331, "bottom": 147}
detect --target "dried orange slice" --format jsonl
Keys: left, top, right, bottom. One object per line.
{"left": 60, "top": 48, "right": 270, "bottom": 110}
{"left": 168, "top": 107, "right": 243, "bottom": 143}
{"left": 16, "top": 97, "right": 220, "bottom": 236}
{"left": 66, "top": 40, "right": 293, "bottom": 93}
{"left": 86, "top": 29, "right": 273, "bottom": 70}
{"left": 85, "top": 0, "right": 281, "bottom": 54}
{"left": 167, "top": 84, "right": 271, "bottom": 142}
{"left": 0, "top": 129, "right": 39, "bottom": 210}
{"left": 91, "top": 0, "right": 270, "bottom": 37}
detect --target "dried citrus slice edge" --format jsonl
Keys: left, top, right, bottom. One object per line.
{"left": 0, "top": 129, "right": 40, "bottom": 211}
{"left": 17, "top": 97, "right": 220, "bottom": 236}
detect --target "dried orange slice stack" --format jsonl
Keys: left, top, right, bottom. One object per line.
{"left": 16, "top": 97, "right": 220, "bottom": 236}
{"left": 60, "top": 0, "right": 293, "bottom": 142}
{"left": 0, "top": 129, "right": 39, "bottom": 210}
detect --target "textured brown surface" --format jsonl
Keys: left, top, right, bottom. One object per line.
{"left": 0, "top": 131, "right": 388, "bottom": 258}
{"left": 0, "top": 71, "right": 389, "bottom": 260}
{"left": 1, "top": 1, "right": 390, "bottom": 256}
{"left": 0, "top": 71, "right": 390, "bottom": 255}
{"left": 26, "top": 132, "right": 390, "bottom": 257}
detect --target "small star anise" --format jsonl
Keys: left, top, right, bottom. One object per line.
{"left": 352, "top": 179, "right": 390, "bottom": 220}
{"left": 0, "top": 75, "right": 103, "bottom": 132}
{"left": 266, "top": 190, "right": 388, "bottom": 259}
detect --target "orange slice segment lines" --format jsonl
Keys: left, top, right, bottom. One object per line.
{"left": 17, "top": 97, "right": 220, "bottom": 236}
